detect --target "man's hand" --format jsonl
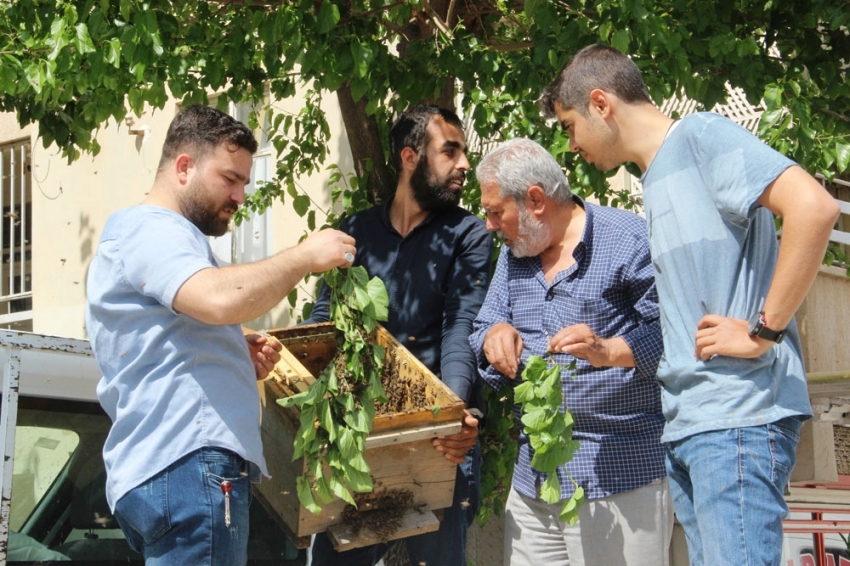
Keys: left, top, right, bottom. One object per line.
{"left": 244, "top": 333, "right": 283, "bottom": 381}
{"left": 297, "top": 228, "right": 358, "bottom": 273}
{"left": 694, "top": 315, "right": 773, "bottom": 360}
{"left": 432, "top": 409, "right": 480, "bottom": 464}
{"left": 483, "top": 323, "right": 523, "bottom": 378}
{"left": 549, "top": 324, "right": 634, "bottom": 368}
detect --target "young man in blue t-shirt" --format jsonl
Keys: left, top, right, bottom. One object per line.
{"left": 541, "top": 44, "right": 840, "bottom": 565}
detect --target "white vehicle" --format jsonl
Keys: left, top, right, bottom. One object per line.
{"left": 0, "top": 330, "right": 305, "bottom": 564}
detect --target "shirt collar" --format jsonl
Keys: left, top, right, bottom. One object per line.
{"left": 572, "top": 193, "right": 593, "bottom": 261}
{"left": 379, "top": 193, "right": 440, "bottom": 236}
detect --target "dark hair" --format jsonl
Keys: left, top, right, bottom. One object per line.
{"left": 389, "top": 105, "right": 464, "bottom": 173}
{"left": 540, "top": 44, "right": 652, "bottom": 118}
{"left": 158, "top": 104, "right": 258, "bottom": 169}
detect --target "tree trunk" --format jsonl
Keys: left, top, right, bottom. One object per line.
{"left": 337, "top": 82, "right": 396, "bottom": 204}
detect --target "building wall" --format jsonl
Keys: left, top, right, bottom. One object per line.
{"left": 1, "top": 91, "right": 352, "bottom": 340}
{"left": 27, "top": 108, "right": 170, "bottom": 338}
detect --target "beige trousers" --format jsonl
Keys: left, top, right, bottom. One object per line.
{"left": 504, "top": 478, "right": 673, "bottom": 566}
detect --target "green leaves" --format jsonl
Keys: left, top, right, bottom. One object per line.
{"left": 0, "top": 0, "right": 846, "bottom": 201}
{"left": 560, "top": 484, "right": 584, "bottom": 526}
{"left": 317, "top": 1, "right": 341, "bottom": 34}
{"left": 517, "top": 355, "right": 582, "bottom": 519}
{"left": 836, "top": 142, "right": 850, "bottom": 173}
{"left": 477, "top": 385, "right": 519, "bottom": 526}
{"left": 276, "top": 265, "right": 389, "bottom": 514}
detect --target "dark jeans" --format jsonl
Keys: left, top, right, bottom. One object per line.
{"left": 312, "top": 443, "right": 481, "bottom": 566}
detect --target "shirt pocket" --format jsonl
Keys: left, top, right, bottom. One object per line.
{"left": 570, "top": 297, "right": 613, "bottom": 334}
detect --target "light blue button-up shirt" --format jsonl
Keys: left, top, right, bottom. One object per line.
{"left": 86, "top": 206, "right": 267, "bottom": 510}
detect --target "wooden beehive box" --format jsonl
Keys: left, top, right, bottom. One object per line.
{"left": 254, "top": 323, "right": 466, "bottom": 550}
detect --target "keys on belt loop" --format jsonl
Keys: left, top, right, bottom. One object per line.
{"left": 220, "top": 480, "right": 232, "bottom": 527}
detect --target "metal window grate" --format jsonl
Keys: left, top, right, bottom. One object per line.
{"left": 0, "top": 140, "right": 33, "bottom": 330}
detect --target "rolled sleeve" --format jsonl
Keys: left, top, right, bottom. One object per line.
{"left": 469, "top": 247, "right": 513, "bottom": 393}
{"left": 619, "top": 236, "right": 663, "bottom": 380}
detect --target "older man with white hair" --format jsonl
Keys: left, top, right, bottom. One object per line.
{"left": 469, "top": 137, "right": 671, "bottom": 566}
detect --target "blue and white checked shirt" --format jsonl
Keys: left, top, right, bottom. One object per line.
{"left": 469, "top": 197, "right": 665, "bottom": 501}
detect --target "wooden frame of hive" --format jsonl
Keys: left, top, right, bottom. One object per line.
{"left": 253, "top": 323, "right": 466, "bottom": 550}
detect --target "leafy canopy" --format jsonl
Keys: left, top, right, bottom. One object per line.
{"left": 1, "top": 0, "right": 848, "bottom": 210}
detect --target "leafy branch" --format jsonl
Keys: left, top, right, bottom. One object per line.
{"left": 476, "top": 385, "right": 518, "bottom": 525}
{"left": 514, "top": 354, "right": 584, "bottom": 525}
{"left": 277, "top": 265, "right": 389, "bottom": 514}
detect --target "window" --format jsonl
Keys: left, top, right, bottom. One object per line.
{"left": 5, "top": 397, "right": 305, "bottom": 564}
{"left": 0, "top": 140, "right": 32, "bottom": 331}
{"left": 207, "top": 99, "right": 274, "bottom": 266}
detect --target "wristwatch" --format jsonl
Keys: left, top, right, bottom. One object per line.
{"left": 747, "top": 311, "right": 787, "bottom": 344}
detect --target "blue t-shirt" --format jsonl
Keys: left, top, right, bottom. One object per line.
{"left": 85, "top": 206, "right": 268, "bottom": 510}
{"left": 641, "top": 112, "right": 812, "bottom": 443}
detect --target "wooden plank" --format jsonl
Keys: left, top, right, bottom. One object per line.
{"left": 326, "top": 508, "right": 440, "bottom": 552}
{"left": 797, "top": 268, "right": 850, "bottom": 374}
{"left": 787, "top": 486, "right": 850, "bottom": 506}
{"left": 830, "top": 229, "right": 850, "bottom": 246}
{"left": 365, "top": 421, "right": 462, "bottom": 450}
{"left": 254, "top": 377, "right": 307, "bottom": 540}
{"left": 295, "top": 437, "right": 457, "bottom": 537}
{"left": 273, "top": 345, "right": 315, "bottom": 393}
{"left": 243, "top": 326, "right": 315, "bottom": 393}
{"left": 791, "top": 420, "right": 838, "bottom": 483}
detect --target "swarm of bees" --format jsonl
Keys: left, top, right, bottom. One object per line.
{"left": 341, "top": 488, "right": 415, "bottom": 542}
{"left": 377, "top": 351, "right": 432, "bottom": 416}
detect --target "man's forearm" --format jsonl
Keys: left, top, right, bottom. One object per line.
{"left": 173, "top": 244, "right": 318, "bottom": 325}
{"left": 758, "top": 166, "right": 841, "bottom": 330}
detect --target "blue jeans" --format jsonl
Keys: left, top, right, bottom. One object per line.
{"left": 114, "top": 447, "right": 252, "bottom": 566}
{"left": 665, "top": 416, "right": 803, "bottom": 566}
{"left": 312, "top": 443, "right": 481, "bottom": 566}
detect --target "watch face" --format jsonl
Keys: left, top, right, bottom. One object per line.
{"left": 747, "top": 312, "right": 762, "bottom": 335}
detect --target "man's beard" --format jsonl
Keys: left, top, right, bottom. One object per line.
{"left": 505, "top": 205, "right": 551, "bottom": 258}
{"left": 180, "top": 177, "right": 238, "bottom": 237}
{"left": 409, "top": 154, "right": 463, "bottom": 212}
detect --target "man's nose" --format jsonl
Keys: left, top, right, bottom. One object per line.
{"left": 232, "top": 184, "right": 247, "bottom": 205}
{"left": 458, "top": 153, "right": 471, "bottom": 171}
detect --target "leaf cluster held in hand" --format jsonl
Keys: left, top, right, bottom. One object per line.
{"left": 515, "top": 354, "right": 584, "bottom": 525}
{"left": 277, "top": 265, "right": 389, "bottom": 514}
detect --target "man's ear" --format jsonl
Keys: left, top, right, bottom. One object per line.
{"left": 589, "top": 89, "right": 612, "bottom": 118}
{"left": 174, "top": 154, "right": 194, "bottom": 185}
{"left": 400, "top": 146, "right": 419, "bottom": 173}
{"left": 526, "top": 185, "right": 547, "bottom": 214}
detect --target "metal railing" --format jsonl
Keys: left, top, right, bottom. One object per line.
{"left": 0, "top": 141, "right": 32, "bottom": 330}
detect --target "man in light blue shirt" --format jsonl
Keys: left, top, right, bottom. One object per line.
{"left": 85, "top": 105, "right": 357, "bottom": 565}
{"left": 541, "top": 44, "right": 841, "bottom": 565}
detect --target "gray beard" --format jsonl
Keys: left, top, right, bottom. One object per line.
{"left": 508, "top": 206, "right": 550, "bottom": 258}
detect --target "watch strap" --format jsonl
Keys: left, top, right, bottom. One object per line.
{"left": 750, "top": 312, "right": 787, "bottom": 344}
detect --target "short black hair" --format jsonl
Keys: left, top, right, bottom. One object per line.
{"left": 158, "top": 104, "right": 258, "bottom": 169}
{"left": 541, "top": 44, "right": 652, "bottom": 118}
{"left": 389, "top": 105, "right": 464, "bottom": 173}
